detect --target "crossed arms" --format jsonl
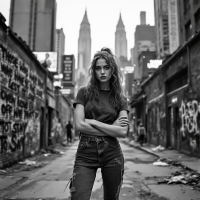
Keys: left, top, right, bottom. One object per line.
{"left": 74, "top": 104, "right": 129, "bottom": 138}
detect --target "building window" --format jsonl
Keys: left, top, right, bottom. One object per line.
{"left": 194, "top": 9, "right": 200, "bottom": 31}
{"left": 185, "top": 21, "right": 192, "bottom": 40}
{"left": 167, "top": 69, "right": 188, "bottom": 93}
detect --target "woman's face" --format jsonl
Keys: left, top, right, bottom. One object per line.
{"left": 95, "top": 58, "right": 112, "bottom": 84}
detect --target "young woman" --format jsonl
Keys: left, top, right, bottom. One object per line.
{"left": 70, "top": 47, "right": 129, "bottom": 200}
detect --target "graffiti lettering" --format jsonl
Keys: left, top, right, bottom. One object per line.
{"left": 180, "top": 100, "right": 200, "bottom": 133}
{"left": 14, "top": 70, "right": 24, "bottom": 85}
{"left": 2, "top": 121, "right": 12, "bottom": 133}
{"left": 1, "top": 89, "right": 16, "bottom": 105}
{"left": 21, "top": 88, "right": 27, "bottom": 99}
{"left": 28, "top": 93, "right": 35, "bottom": 101}
{"left": 17, "top": 97, "right": 28, "bottom": 109}
{"left": 29, "top": 83, "right": 35, "bottom": 94}
{"left": 38, "top": 79, "right": 44, "bottom": 88}
{"left": 12, "top": 122, "right": 27, "bottom": 134}
{"left": 24, "top": 78, "right": 29, "bottom": 89}
{"left": 29, "top": 72, "right": 37, "bottom": 84}
{"left": 0, "top": 46, "right": 43, "bottom": 157}
{"left": 0, "top": 134, "right": 25, "bottom": 153}
{"left": 8, "top": 79, "right": 20, "bottom": 92}
{"left": 20, "top": 62, "right": 28, "bottom": 75}
{"left": 36, "top": 89, "right": 43, "bottom": 98}
{"left": 1, "top": 104, "right": 13, "bottom": 115}
{"left": 24, "top": 110, "right": 35, "bottom": 119}
{"left": 1, "top": 63, "right": 13, "bottom": 77}
{"left": 14, "top": 107, "right": 23, "bottom": 119}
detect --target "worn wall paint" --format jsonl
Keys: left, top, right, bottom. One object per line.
{"left": 0, "top": 42, "right": 44, "bottom": 162}
{"left": 147, "top": 97, "right": 166, "bottom": 146}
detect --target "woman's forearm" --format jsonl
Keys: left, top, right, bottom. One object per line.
{"left": 89, "top": 120, "right": 128, "bottom": 138}
{"left": 75, "top": 121, "right": 108, "bottom": 136}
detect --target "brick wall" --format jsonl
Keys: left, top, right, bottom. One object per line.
{"left": 0, "top": 22, "right": 46, "bottom": 168}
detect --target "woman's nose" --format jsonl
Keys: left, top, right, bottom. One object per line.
{"left": 101, "top": 68, "right": 105, "bottom": 74}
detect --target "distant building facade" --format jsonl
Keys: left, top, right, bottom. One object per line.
{"left": 9, "top": 0, "right": 57, "bottom": 51}
{"left": 76, "top": 10, "right": 91, "bottom": 89}
{"left": 154, "top": 0, "right": 180, "bottom": 58}
{"left": 133, "top": 11, "right": 156, "bottom": 80}
{"left": 177, "top": 0, "right": 200, "bottom": 43}
{"left": 115, "top": 13, "right": 127, "bottom": 60}
{"left": 55, "top": 28, "right": 65, "bottom": 74}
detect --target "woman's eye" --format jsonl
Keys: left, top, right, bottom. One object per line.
{"left": 104, "top": 66, "right": 110, "bottom": 70}
{"left": 95, "top": 66, "right": 101, "bottom": 70}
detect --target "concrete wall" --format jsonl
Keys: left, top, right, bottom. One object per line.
{"left": 143, "top": 71, "right": 165, "bottom": 146}
{"left": 141, "top": 31, "right": 200, "bottom": 157}
{"left": 0, "top": 20, "right": 46, "bottom": 168}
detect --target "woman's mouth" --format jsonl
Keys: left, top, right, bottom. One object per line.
{"left": 100, "top": 76, "right": 106, "bottom": 79}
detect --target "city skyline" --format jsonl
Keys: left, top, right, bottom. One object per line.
{"left": 0, "top": 0, "right": 155, "bottom": 66}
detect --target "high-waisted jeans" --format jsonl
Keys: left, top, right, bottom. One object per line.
{"left": 69, "top": 134, "right": 124, "bottom": 200}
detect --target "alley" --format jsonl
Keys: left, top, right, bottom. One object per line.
{"left": 1, "top": 139, "right": 200, "bottom": 200}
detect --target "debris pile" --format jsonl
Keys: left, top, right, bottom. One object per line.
{"left": 158, "top": 157, "right": 184, "bottom": 168}
{"left": 19, "top": 159, "right": 43, "bottom": 168}
{"left": 153, "top": 161, "right": 169, "bottom": 166}
{"left": 158, "top": 170, "right": 200, "bottom": 191}
{"left": 152, "top": 145, "right": 165, "bottom": 152}
{"left": 0, "top": 170, "right": 7, "bottom": 175}
{"left": 45, "top": 146, "right": 65, "bottom": 155}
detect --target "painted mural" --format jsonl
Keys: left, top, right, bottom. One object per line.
{"left": 0, "top": 43, "right": 44, "bottom": 157}
{"left": 180, "top": 100, "right": 200, "bottom": 152}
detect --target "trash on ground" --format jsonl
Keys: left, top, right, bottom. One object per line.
{"left": 19, "top": 159, "right": 36, "bottom": 166}
{"left": 18, "top": 159, "right": 42, "bottom": 168}
{"left": 158, "top": 170, "right": 200, "bottom": 191}
{"left": 44, "top": 153, "right": 51, "bottom": 157}
{"left": 59, "top": 151, "right": 65, "bottom": 155}
{"left": 159, "top": 157, "right": 184, "bottom": 168}
{"left": 129, "top": 140, "right": 136, "bottom": 145}
{"left": 151, "top": 145, "right": 165, "bottom": 152}
{"left": 0, "top": 169, "right": 7, "bottom": 175}
{"left": 153, "top": 161, "right": 169, "bottom": 166}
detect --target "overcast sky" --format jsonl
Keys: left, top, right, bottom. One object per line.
{"left": 0, "top": 0, "right": 155, "bottom": 63}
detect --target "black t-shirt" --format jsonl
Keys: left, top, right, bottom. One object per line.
{"left": 73, "top": 87, "right": 129, "bottom": 125}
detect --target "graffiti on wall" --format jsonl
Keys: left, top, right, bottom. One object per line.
{"left": 51, "top": 114, "right": 62, "bottom": 144}
{"left": 148, "top": 96, "right": 166, "bottom": 143}
{"left": 0, "top": 44, "right": 44, "bottom": 155}
{"left": 180, "top": 100, "right": 200, "bottom": 151}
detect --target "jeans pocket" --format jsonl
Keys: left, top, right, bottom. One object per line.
{"left": 78, "top": 142, "right": 87, "bottom": 150}
{"left": 108, "top": 140, "right": 119, "bottom": 148}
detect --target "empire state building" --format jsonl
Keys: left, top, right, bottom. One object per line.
{"left": 76, "top": 10, "right": 91, "bottom": 89}
{"left": 115, "top": 13, "right": 127, "bottom": 60}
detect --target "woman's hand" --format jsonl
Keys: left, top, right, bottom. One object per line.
{"left": 114, "top": 116, "right": 129, "bottom": 127}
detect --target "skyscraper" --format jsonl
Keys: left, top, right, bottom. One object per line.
{"left": 76, "top": 10, "right": 91, "bottom": 89}
{"left": 133, "top": 11, "right": 156, "bottom": 80}
{"left": 154, "top": 0, "right": 170, "bottom": 59}
{"left": 115, "top": 13, "right": 127, "bottom": 60}
{"left": 9, "top": 0, "right": 57, "bottom": 51}
{"left": 55, "top": 28, "right": 65, "bottom": 74}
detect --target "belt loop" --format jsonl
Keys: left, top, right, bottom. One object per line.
{"left": 79, "top": 132, "right": 82, "bottom": 140}
{"left": 101, "top": 136, "right": 105, "bottom": 142}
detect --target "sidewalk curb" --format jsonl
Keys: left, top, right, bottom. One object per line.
{"left": 122, "top": 140, "right": 160, "bottom": 158}
{"left": 129, "top": 143, "right": 160, "bottom": 158}
{"left": 122, "top": 140, "right": 197, "bottom": 172}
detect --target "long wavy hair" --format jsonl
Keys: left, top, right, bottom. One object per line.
{"left": 85, "top": 47, "right": 125, "bottom": 109}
